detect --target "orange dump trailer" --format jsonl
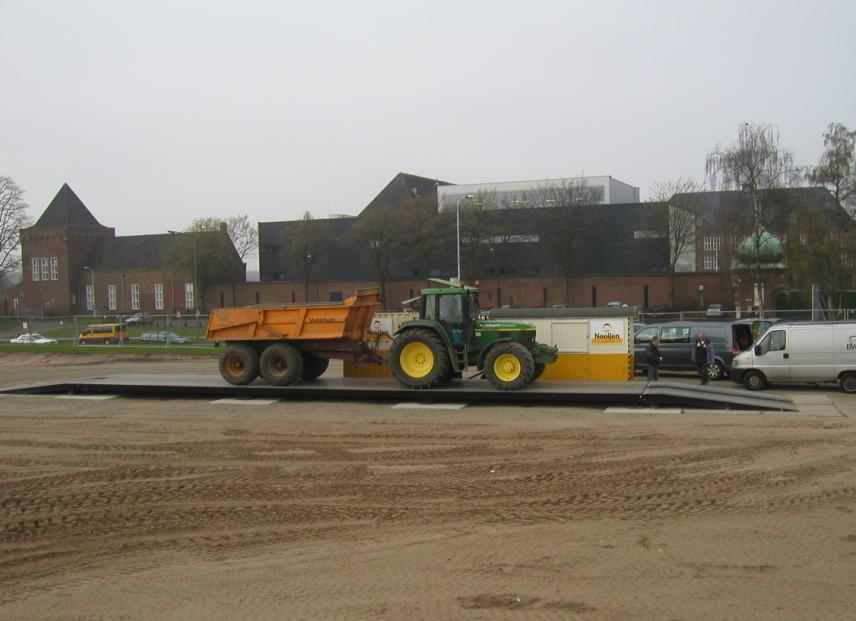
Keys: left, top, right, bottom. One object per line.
{"left": 206, "top": 288, "right": 382, "bottom": 385}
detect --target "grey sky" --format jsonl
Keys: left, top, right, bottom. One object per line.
{"left": 2, "top": 0, "right": 854, "bottom": 267}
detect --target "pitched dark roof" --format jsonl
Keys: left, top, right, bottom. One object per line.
{"left": 88, "top": 233, "right": 179, "bottom": 271}
{"left": 34, "top": 183, "right": 103, "bottom": 227}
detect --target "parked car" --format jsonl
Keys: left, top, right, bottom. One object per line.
{"left": 139, "top": 331, "right": 191, "bottom": 345}
{"left": 10, "top": 333, "right": 58, "bottom": 344}
{"left": 124, "top": 312, "right": 154, "bottom": 326}
{"left": 634, "top": 321, "right": 739, "bottom": 380}
{"left": 730, "top": 318, "right": 782, "bottom": 355}
{"left": 633, "top": 322, "right": 648, "bottom": 335}
{"left": 730, "top": 321, "right": 856, "bottom": 393}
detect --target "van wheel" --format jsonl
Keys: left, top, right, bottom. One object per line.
{"left": 707, "top": 361, "right": 725, "bottom": 381}
{"left": 219, "top": 344, "right": 260, "bottom": 385}
{"left": 840, "top": 372, "right": 856, "bottom": 394}
{"left": 743, "top": 370, "right": 766, "bottom": 391}
{"left": 260, "top": 343, "right": 304, "bottom": 386}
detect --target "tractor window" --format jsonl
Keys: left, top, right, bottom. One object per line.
{"left": 438, "top": 295, "right": 462, "bottom": 326}
{"left": 423, "top": 295, "right": 438, "bottom": 321}
{"left": 468, "top": 293, "right": 479, "bottom": 321}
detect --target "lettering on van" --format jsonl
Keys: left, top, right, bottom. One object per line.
{"left": 847, "top": 335, "right": 856, "bottom": 351}
{"left": 308, "top": 318, "right": 337, "bottom": 324}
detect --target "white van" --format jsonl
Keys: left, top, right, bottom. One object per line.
{"left": 729, "top": 321, "right": 856, "bottom": 393}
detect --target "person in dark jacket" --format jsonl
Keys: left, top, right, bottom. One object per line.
{"left": 645, "top": 335, "right": 662, "bottom": 381}
{"left": 690, "top": 331, "right": 715, "bottom": 384}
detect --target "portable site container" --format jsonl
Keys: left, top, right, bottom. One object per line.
{"left": 488, "top": 307, "right": 635, "bottom": 381}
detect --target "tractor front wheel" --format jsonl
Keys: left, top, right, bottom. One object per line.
{"left": 485, "top": 342, "right": 535, "bottom": 390}
{"left": 390, "top": 329, "right": 450, "bottom": 389}
{"left": 260, "top": 343, "right": 304, "bottom": 386}
{"left": 219, "top": 343, "right": 260, "bottom": 386}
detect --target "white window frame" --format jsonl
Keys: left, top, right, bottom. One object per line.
{"left": 703, "top": 237, "right": 711, "bottom": 251}
{"left": 154, "top": 283, "right": 164, "bottom": 311}
{"left": 131, "top": 284, "right": 141, "bottom": 311}
{"left": 107, "top": 284, "right": 117, "bottom": 311}
{"left": 704, "top": 255, "right": 713, "bottom": 270}
{"left": 184, "top": 282, "right": 194, "bottom": 311}
{"left": 32, "top": 258, "right": 40, "bottom": 281}
{"left": 86, "top": 285, "right": 95, "bottom": 311}
{"left": 50, "top": 257, "right": 59, "bottom": 281}
{"left": 41, "top": 257, "right": 49, "bottom": 281}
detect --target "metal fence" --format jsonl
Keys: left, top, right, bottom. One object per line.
{"left": 1, "top": 313, "right": 213, "bottom": 348}
{"left": 637, "top": 309, "right": 856, "bottom": 324}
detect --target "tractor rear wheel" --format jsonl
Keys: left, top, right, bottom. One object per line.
{"left": 260, "top": 343, "right": 304, "bottom": 386}
{"left": 301, "top": 355, "right": 330, "bottom": 381}
{"left": 390, "top": 329, "right": 450, "bottom": 389}
{"left": 485, "top": 342, "right": 535, "bottom": 391}
{"left": 219, "top": 343, "right": 260, "bottom": 385}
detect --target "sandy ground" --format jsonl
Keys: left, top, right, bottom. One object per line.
{"left": 0, "top": 353, "right": 854, "bottom": 620}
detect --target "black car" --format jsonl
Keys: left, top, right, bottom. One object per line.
{"left": 634, "top": 321, "right": 738, "bottom": 380}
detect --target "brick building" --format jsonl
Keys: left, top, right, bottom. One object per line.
{"left": 3, "top": 184, "right": 244, "bottom": 316}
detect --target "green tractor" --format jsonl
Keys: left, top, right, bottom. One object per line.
{"left": 389, "top": 280, "right": 558, "bottom": 390}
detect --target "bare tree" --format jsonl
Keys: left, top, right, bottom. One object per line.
{"left": 163, "top": 229, "right": 242, "bottom": 312}
{"left": 351, "top": 206, "right": 404, "bottom": 309}
{"left": 188, "top": 214, "right": 258, "bottom": 260}
{"left": 648, "top": 178, "right": 704, "bottom": 308}
{"left": 808, "top": 122, "right": 856, "bottom": 216}
{"left": 0, "top": 176, "right": 32, "bottom": 280}
{"left": 533, "top": 178, "right": 598, "bottom": 305}
{"left": 705, "top": 123, "right": 801, "bottom": 307}
{"left": 287, "top": 211, "right": 327, "bottom": 302}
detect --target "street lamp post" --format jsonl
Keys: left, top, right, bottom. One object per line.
{"left": 168, "top": 231, "right": 198, "bottom": 312}
{"left": 82, "top": 266, "right": 95, "bottom": 316}
{"left": 455, "top": 193, "right": 474, "bottom": 282}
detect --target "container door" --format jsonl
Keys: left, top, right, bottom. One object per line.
{"left": 754, "top": 329, "right": 789, "bottom": 381}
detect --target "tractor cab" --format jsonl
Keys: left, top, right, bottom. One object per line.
{"left": 420, "top": 284, "right": 480, "bottom": 348}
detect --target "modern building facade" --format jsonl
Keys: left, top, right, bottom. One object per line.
{"left": 437, "top": 175, "right": 640, "bottom": 210}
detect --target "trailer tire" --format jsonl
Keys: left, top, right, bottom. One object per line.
{"left": 840, "top": 372, "right": 856, "bottom": 394}
{"left": 390, "top": 329, "right": 450, "bottom": 389}
{"left": 220, "top": 344, "right": 260, "bottom": 386}
{"left": 301, "top": 355, "right": 329, "bottom": 381}
{"left": 260, "top": 343, "right": 304, "bottom": 386}
{"left": 485, "top": 342, "right": 535, "bottom": 391}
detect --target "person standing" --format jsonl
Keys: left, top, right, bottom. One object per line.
{"left": 645, "top": 335, "right": 662, "bottom": 381}
{"left": 691, "top": 330, "right": 715, "bottom": 385}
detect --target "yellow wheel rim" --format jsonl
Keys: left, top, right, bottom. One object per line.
{"left": 493, "top": 353, "right": 521, "bottom": 382}
{"left": 400, "top": 342, "right": 434, "bottom": 378}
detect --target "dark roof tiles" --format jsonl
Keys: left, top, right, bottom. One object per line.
{"left": 34, "top": 183, "right": 104, "bottom": 228}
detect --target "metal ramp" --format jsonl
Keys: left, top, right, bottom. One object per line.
{"left": 1, "top": 375, "right": 797, "bottom": 411}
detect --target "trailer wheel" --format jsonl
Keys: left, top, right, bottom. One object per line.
{"left": 743, "top": 370, "right": 766, "bottom": 391}
{"left": 260, "top": 343, "right": 304, "bottom": 386}
{"left": 840, "top": 372, "right": 856, "bottom": 394}
{"left": 485, "top": 342, "right": 535, "bottom": 391}
{"left": 301, "top": 355, "right": 329, "bottom": 381}
{"left": 532, "top": 363, "right": 546, "bottom": 382}
{"left": 390, "top": 329, "right": 450, "bottom": 389}
{"left": 220, "top": 344, "right": 260, "bottom": 385}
